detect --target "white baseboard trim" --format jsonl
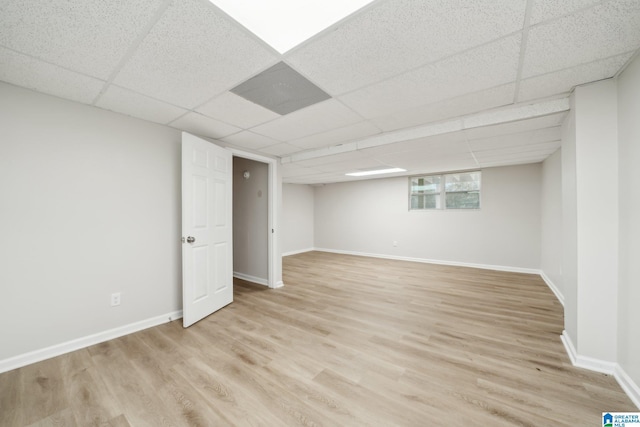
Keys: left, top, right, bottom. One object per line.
{"left": 0, "top": 310, "right": 183, "bottom": 374}
{"left": 282, "top": 248, "right": 314, "bottom": 257}
{"left": 561, "top": 330, "right": 640, "bottom": 409}
{"left": 560, "top": 330, "right": 616, "bottom": 374}
{"left": 233, "top": 272, "right": 269, "bottom": 287}
{"left": 540, "top": 271, "right": 565, "bottom": 306}
{"left": 615, "top": 364, "right": 640, "bottom": 409}
{"left": 274, "top": 281, "right": 285, "bottom": 289}
{"left": 313, "top": 247, "right": 541, "bottom": 275}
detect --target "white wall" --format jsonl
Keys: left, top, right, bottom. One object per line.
{"left": 233, "top": 157, "right": 268, "bottom": 283}
{"left": 0, "top": 83, "right": 182, "bottom": 362}
{"left": 540, "top": 149, "right": 563, "bottom": 302}
{"left": 282, "top": 184, "right": 314, "bottom": 255}
{"left": 617, "top": 53, "right": 640, "bottom": 394}
{"left": 574, "top": 80, "right": 619, "bottom": 363}
{"left": 314, "top": 164, "right": 542, "bottom": 270}
{"left": 561, "top": 103, "right": 579, "bottom": 346}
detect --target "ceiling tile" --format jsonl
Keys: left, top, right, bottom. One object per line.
{"left": 472, "top": 140, "right": 560, "bottom": 157}
{"left": 96, "top": 85, "right": 187, "bottom": 124}
{"left": 282, "top": 164, "right": 326, "bottom": 178}
{"left": 221, "top": 131, "right": 280, "bottom": 151}
{"left": 196, "top": 92, "right": 280, "bottom": 129}
{"left": 529, "top": 0, "right": 602, "bottom": 25}
{"left": 372, "top": 84, "right": 515, "bottom": 132}
{"left": 289, "top": 121, "right": 381, "bottom": 150}
{"left": 250, "top": 99, "right": 362, "bottom": 141}
{"left": 0, "top": 0, "right": 163, "bottom": 79}
{"left": 338, "top": 35, "right": 522, "bottom": 119}
{"left": 0, "top": 47, "right": 104, "bottom": 104}
{"left": 114, "top": 0, "right": 278, "bottom": 109}
{"left": 259, "top": 143, "right": 302, "bottom": 156}
{"left": 287, "top": 0, "right": 526, "bottom": 95}
{"left": 518, "top": 52, "right": 633, "bottom": 101}
{"left": 361, "top": 132, "right": 467, "bottom": 157}
{"left": 171, "top": 112, "right": 241, "bottom": 140}
{"left": 522, "top": 0, "right": 640, "bottom": 78}
{"left": 463, "top": 112, "right": 566, "bottom": 140}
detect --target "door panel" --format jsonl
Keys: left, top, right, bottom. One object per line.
{"left": 182, "top": 132, "right": 233, "bottom": 328}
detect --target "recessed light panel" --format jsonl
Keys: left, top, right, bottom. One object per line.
{"left": 211, "top": 0, "right": 375, "bottom": 54}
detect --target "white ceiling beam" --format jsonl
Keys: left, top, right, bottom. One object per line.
{"left": 281, "top": 97, "right": 570, "bottom": 164}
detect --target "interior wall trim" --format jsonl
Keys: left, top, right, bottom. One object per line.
{"left": 0, "top": 310, "right": 183, "bottom": 374}
{"left": 233, "top": 272, "right": 269, "bottom": 287}
{"left": 540, "top": 271, "right": 565, "bottom": 306}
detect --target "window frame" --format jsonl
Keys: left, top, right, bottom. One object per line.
{"left": 408, "top": 170, "right": 482, "bottom": 211}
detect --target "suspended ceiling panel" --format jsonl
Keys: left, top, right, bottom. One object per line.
{"left": 96, "top": 85, "right": 187, "bottom": 125}
{"left": 196, "top": 92, "right": 280, "bottom": 129}
{"left": 113, "top": 0, "right": 279, "bottom": 109}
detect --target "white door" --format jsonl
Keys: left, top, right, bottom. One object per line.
{"left": 182, "top": 132, "right": 233, "bottom": 328}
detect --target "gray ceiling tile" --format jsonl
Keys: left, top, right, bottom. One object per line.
{"left": 230, "top": 62, "right": 330, "bottom": 115}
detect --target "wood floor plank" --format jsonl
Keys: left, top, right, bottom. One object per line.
{"left": 1, "top": 251, "right": 636, "bottom": 426}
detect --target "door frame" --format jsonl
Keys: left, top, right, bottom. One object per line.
{"left": 227, "top": 147, "right": 282, "bottom": 289}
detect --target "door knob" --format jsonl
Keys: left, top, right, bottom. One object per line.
{"left": 186, "top": 236, "right": 196, "bottom": 243}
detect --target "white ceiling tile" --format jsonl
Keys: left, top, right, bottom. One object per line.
{"left": 374, "top": 152, "right": 478, "bottom": 172}
{"left": 523, "top": 0, "right": 640, "bottom": 78}
{"left": 282, "top": 164, "right": 326, "bottom": 178}
{"left": 530, "top": 0, "right": 602, "bottom": 25}
{"left": 518, "top": 52, "right": 633, "bottom": 102}
{"left": 114, "top": 0, "right": 278, "bottom": 109}
{"left": 0, "top": 47, "right": 104, "bottom": 104}
{"left": 474, "top": 145, "right": 559, "bottom": 162}
{"left": 472, "top": 140, "right": 561, "bottom": 157}
{"left": 196, "top": 92, "right": 280, "bottom": 129}
{"left": 361, "top": 132, "right": 467, "bottom": 157}
{"left": 221, "top": 131, "right": 280, "bottom": 151}
{"left": 339, "top": 35, "right": 522, "bottom": 119}
{"left": 463, "top": 112, "right": 566, "bottom": 140}
{"left": 96, "top": 85, "right": 187, "bottom": 124}
{"left": 468, "top": 132, "right": 534, "bottom": 151}
{"left": 250, "top": 99, "right": 362, "bottom": 141}
{"left": 289, "top": 121, "right": 381, "bottom": 150}
{"left": 259, "top": 143, "right": 302, "bottom": 156}
{"left": 478, "top": 157, "right": 548, "bottom": 168}
{"left": 530, "top": 126, "right": 563, "bottom": 143}
{"left": 372, "top": 84, "right": 515, "bottom": 132}
{"left": 0, "top": 0, "right": 162, "bottom": 79}
{"left": 287, "top": 0, "right": 526, "bottom": 94}
{"left": 171, "top": 112, "right": 241, "bottom": 140}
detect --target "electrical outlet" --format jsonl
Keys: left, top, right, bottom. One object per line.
{"left": 111, "top": 292, "right": 121, "bottom": 307}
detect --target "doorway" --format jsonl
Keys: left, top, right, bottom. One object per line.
{"left": 232, "top": 156, "right": 269, "bottom": 286}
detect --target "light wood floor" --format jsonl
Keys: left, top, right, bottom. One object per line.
{"left": 1, "top": 251, "right": 635, "bottom": 426}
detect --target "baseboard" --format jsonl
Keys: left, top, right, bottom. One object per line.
{"left": 560, "top": 330, "right": 617, "bottom": 374}
{"left": 0, "top": 310, "right": 183, "bottom": 374}
{"left": 540, "top": 271, "right": 565, "bottom": 306}
{"left": 313, "top": 247, "right": 541, "bottom": 275}
{"left": 233, "top": 272, "right": 269, "bottom": 287}
{"left": 274, "top": 281, "right": 285, "bottom": 289}
{"left": 561, "top": 330, "right": 640, "bottom": 409}
{"left": 615, "top": 364, "right": 640, "bottom": 409}
{"left": 282, "top": 248, "right": 314, "bottom": 257}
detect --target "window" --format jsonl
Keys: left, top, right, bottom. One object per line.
{"left": 410, "top": 171, "right": 481, "bottom": 210}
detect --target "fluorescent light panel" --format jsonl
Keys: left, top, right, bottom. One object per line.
{"left": 211, "top": 0, "right": 375, "bottom": 54}
{"left": 346, "top": 168, "right": 407, "bottom": 177}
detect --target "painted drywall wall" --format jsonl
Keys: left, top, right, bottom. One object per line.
{"left": 233, "top": 157, "right": 269, "bottom": 284}
{"left": 617, "top": 53, "right": 640, "bottom": 391}
{"left": 540, "top": 149, "right": 563, "bottom": 301}
{"left": 0, "top": 82, "right": 182, "bottom": 361}
{"left": 282, "top": 184, "right": 314, "bottom": 255}
{"left": 314, "top": 164, "right": 542, "bottom": 270}
{"left": 561, "top": 103, "right": 579, "bottom": 348}
{"left": 574, "top": 80, "right": 619, "bottom": 363}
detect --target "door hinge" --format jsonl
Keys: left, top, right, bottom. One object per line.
{"left": 181, "top": 237, "right": 186, "bottom": 243}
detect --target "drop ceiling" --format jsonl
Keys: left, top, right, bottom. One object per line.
{"left": 1, "top": 0, "right": 639, "bottom": 184}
